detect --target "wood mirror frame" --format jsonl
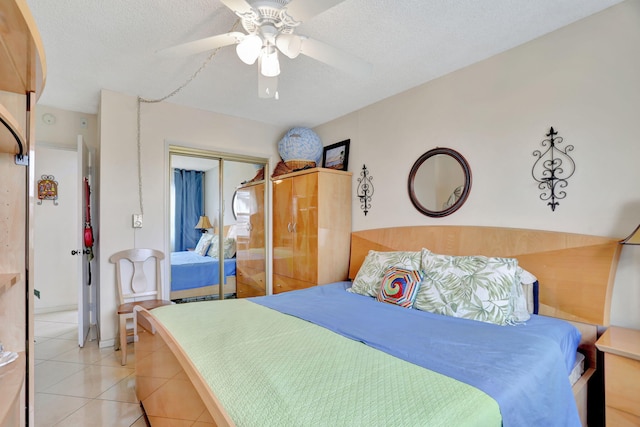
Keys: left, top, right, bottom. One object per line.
{"left": 407, "top": 147, "right": 472, "bottom": 218}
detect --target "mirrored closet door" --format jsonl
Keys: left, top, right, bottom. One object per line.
{"left": 169, "top": 147, "right": 268, "bottom": 301}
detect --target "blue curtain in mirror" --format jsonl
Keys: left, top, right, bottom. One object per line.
{"left": 174, "top": 169, "right": 204, "bottom": 252}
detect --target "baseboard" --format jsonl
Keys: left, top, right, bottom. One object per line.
{"left": 99, "top": 338, "right": 115, "bottom": 349}
{"left": 34, "top": 304, "right": 78, "bottom": 315}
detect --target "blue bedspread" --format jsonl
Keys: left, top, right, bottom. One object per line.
{"left": 170, "top": 251, "right": 236, "bottom": 291}
{"left": 253, "top": 282, "right": 581, "bottom": 427}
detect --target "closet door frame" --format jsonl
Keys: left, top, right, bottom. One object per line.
{"left": 167, "top": 145, "right": 270, "bottom": 299}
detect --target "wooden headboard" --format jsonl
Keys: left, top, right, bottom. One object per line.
{"left": 349, "top": 226, "right": 622, "bottom": 326}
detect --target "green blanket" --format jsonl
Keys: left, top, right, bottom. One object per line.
{"left": 153, "top": 300, "right": 501, "bottom": 426}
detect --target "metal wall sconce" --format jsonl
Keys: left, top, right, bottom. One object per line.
{"left": 532, "top": 127, "right": 575, "bottom": 212}
{"left": 356, "top": 164, "right": 374, "bottom": 216}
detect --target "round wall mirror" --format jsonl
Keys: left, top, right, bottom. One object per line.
{"left": 231, "top": 190, "right": 238, "bottom": 220}
{"left": 408, "top": 147, "right": 472, "bottom": 217}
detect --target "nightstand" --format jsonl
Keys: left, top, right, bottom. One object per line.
{"left": 596, "top": 326, "right": 640, "bottom": 426}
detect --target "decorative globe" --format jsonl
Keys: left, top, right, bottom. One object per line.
{"left": 278, "top": 127, "right": 323, "bottom": 166}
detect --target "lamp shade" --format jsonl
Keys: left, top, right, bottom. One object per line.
{"left": 276, "top": 34, "right": 302, "bottom": 59}
{"left": 236, "top": 34, "right": 262, "bottom": 65}
{"left": 260, "top": 46, "right": 280, "bottom": 77}
{"left": 621, "top": 224, "right": 640, "bottom": 245}
{"left": 194, "top": 215, "right": 213, "bottom": 230}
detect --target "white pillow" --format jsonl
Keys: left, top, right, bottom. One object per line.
{"left": 194, "top": 233, "right": 213, "bottom": 256}
{"left": 226, "top": 224, "right": 238, "bottom": 239}
{"left": 510, "top": 267, "right": 531, "bottom": 323}
{"left": 518, "top": 267, "right": 538, "bottom": 314}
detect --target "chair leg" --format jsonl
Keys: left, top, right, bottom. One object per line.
{"left": 133, "top": 313, "right": 139, "bottom": 342}
{"left": 119, "top": 315, "right": 127, "bottom": 366}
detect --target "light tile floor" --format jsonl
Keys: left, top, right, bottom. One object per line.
{"left": 34, "top": 311, "right": 147, "bottom": 427}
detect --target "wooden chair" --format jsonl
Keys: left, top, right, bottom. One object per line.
{"left": 108, "top": 248, "right": 172, "bottom": 365}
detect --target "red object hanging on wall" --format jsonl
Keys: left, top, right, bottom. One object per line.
{"left": 84, "top": 177, "right": 94, "bottom": 248}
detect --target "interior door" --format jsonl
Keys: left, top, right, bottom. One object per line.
{"left": 77, "top": 135, "right": 91, "bottom": 347}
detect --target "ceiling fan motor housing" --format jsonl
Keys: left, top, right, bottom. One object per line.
{"left": 240, "top": 0, "right": 299, "bottom": 36}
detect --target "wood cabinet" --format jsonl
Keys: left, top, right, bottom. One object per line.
{"left": 0, "top": 1, "right": 45, "bottom": 425}
{"left": 272, "top": 168, "right": 351, "bottom": 294}
{"left": 596, "top": 326, "right": 640, "bottom": 426}
{"left": 235, "top": 181, "right": 267, "bottom": 298}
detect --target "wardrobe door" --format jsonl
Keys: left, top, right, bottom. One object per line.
{"left": 291, "top": 172, "right": 318, "bottom": 284}
{"left": 235, "top": 181, "right": 266, "bottom": 297}
{"left": 272, "top": 177, "right": 293, "bottom": 280}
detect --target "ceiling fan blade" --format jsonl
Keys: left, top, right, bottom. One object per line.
{"left": 258, "top": 73, "right": 278, "bottom": 99}
{"left": 284, "top": 0, "right": 346, "bottom": 23}
{"left": 157, "top": 32, "right": 245, "bottom": 57}
{"left": 220, "top": 0, "right": 255, "bottom": 15}
{"left": 299, "top": 37, "right": 372, "bottom": 76}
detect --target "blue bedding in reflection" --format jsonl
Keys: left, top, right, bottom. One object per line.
{"left": 170, "top": 251, "right": 236, "bottom": 291}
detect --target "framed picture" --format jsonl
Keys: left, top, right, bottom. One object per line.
{"left": 322, "top": 139, "right": 350, "bottom": 171}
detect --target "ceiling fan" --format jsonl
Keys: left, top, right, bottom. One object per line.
{"left": 158, "top": 0, "right": 371, "bottom": 99}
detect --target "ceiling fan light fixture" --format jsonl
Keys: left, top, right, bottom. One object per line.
{"left": 276, "top": 34, "right": 302, "bottom": 59}
{"left": 258, "top": 73, "right": 278, "bottom": 99}
{"left": 260, "top": 46, "right": 280, "bottom": 77}
{"left": 236, "top": 34, "right": 262, "bottom": 65}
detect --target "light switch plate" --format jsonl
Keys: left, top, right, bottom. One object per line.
{"left": 132, "top": 214, "right": 143, "bottom": 228}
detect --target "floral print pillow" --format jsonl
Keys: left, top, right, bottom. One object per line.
{"left": 416, "top": 249, "right": 523, "bottom": 325}
{"left": 207, "top": 235, "right": 236, "bottom": 259}
{"left": 349, "top": 250, "right": 422, "bottom": 297}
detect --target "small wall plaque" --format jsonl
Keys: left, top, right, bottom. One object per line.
{"left": 37, "top": 175, "right": 59, "bottom": 205}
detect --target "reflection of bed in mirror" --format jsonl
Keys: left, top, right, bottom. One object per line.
{"left": 169, "top": 251, "right": 237, "bottom": 300}
{"left": 170, "top": 226, "right": 238, "bottom": 301}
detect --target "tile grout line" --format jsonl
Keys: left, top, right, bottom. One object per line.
{"left": 34, "top": 310, "right": 145, "bottom": 427}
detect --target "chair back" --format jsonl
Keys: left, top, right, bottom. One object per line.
{"left": 109, "top": 248, "right": 165, "bottom": 305}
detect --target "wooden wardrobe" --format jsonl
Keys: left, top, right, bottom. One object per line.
{"left": 235, "top": 180, "right": 267, "bottom": 298}
{"left": 272, "top": 168, "right": 352, "bottom": 294}
{"left": 0, "top": 1, "right": 46, "bottom": 425}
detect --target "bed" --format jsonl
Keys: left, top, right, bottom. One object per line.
{"left": 170, "top": 229, "right": 238, "bottom": 300}
{"left": 137, "top": 226, "right": 621, "bottom": 426}
{"left": 169, "top": 251, "right": 237, "bottom": 300}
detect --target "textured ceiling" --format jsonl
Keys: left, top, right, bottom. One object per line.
{"left": 27, "top": 0, "right": 623, "bottom": 129}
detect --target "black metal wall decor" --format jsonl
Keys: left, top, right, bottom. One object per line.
{"left": 356, "top": 164, "right": 374, "bottom": 216}
{"left": 532, "top": 127, "right": 575, "bottom": 212}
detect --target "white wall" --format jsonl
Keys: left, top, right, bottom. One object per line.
{"left": 34, "top": 107, "right": 101, "bottom": 322}
{"left": 34, "top": 106, "right": 99, "bottom": 151}
{"left": 315, "top": 1, "right": 640, "bottom": 329}
{"left": 98, "top": 91, "right": 280, "bottom": 346}
{"left": 33, "top": 146, "right": 78, "bottom": 313}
